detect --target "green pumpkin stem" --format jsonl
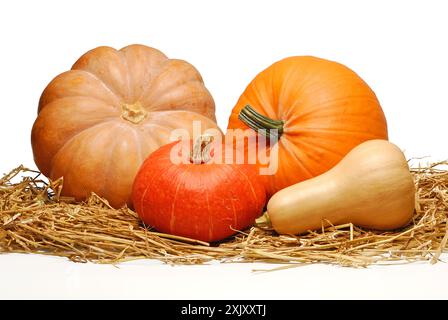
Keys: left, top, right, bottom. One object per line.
{"left": 238, "top": 105, "right": 284, "bottom": 138}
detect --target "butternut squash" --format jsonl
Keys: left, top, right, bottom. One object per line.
{"left": 265, "top": 140, "right": 415, "bottom": 235}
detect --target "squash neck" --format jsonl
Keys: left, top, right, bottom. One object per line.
{"left": 238, "top": 105, "right": 284, "bottom": 138}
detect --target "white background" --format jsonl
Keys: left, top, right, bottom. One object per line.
{"left": 1, "top": 0, "right": 447, "bottom": 300}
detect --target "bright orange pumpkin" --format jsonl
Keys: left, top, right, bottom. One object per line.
{"left": 132, "top": 137, "right": 266, "bottom": 242}
{"left": 32, "top": 44, "right": 220, "bottom": 208}
{"left": 227, "top": 56, "right": 388, "bottom": 197}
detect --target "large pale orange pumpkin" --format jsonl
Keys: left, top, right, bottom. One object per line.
{"left": 32, "top": 44, "right": 220, "bottom": 208}
{"left": 227, "top": 56, "right": 388, "bottom": 197}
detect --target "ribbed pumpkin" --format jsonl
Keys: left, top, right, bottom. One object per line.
{"left": 32, "top": 44, "right": 220, "bottom": 208}
{"left": 132, "top": 137, "right": 266, "bottom": 242}
{"left": 227, "top": 56, "right": 388, "bottom": 197}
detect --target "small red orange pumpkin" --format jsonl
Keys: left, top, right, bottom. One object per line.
{"left": 132, "top": 137, "right": 266, "bottom": 242}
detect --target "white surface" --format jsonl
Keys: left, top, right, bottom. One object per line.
{"left": 1, "top": 0, "right": 448, "bottom": 299}
{"left": 1, "top": 253, "right": 448, "bottom": 300}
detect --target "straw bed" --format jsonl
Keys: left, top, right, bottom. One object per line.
{"left": 1, "top": 163, "right": 447, "bottom": 269}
